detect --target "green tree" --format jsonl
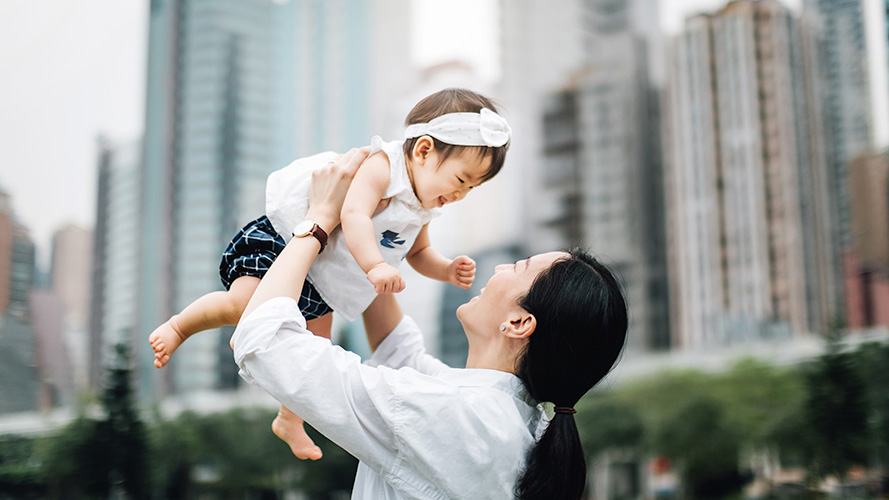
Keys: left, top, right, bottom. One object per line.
{"left": 655, "top": 396, "right": 747, "bottom": 500}
{"left": 150, "top": 408, "right": 356, "bottom": 498}
{"left": 802, "top": 346, "right": 869, "bottom": 483}
{"left": 296, "top": 425, "right": 360, "bottom": 499}
{"left": 44, "top": 416, "right": 112, "bottom": 499}
{"left": 41, "top": 342, "right": 149, "bottom": 499}
{"left": 187, "top": 408, "right": 299, "bottom": 496}
{"left": 577, "top": 396, "right": 644, "bottom": 456}
{"left": 710, "top": 359, "right": 805, "bottom": 448}
{"left": 0, "top": 435, "right": 46, "bottom": 498}
{"left": 103, "top": 342, "right": 149, "bottom": 499}
{"left": 148, "top": 410, "right": 201, "bottom": 500}
{"left": 853, "top": 342, "right": 889, "bottom": 474}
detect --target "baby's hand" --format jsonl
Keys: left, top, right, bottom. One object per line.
{"left": 448, "top": 255, "right": 476, "bottom": 289}
{"left": 367, "top": 263, "right": 405, "bottom": 294}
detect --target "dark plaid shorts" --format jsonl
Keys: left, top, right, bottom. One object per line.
{"left": 219, "top": 215, "right": 333, "bottom": 320}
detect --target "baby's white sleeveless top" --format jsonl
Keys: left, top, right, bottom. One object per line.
{"left": 265, "top": 137, "right": 440, "bottom": 321}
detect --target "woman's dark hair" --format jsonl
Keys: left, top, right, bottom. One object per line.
{"left": 514, "top": 249, "right": 628, "bottom": 500}
{"left": 403, "top": 88, "right": 509, "bottom": 183}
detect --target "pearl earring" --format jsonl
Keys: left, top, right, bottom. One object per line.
{"left": 500, "top": 324, "right": 506, "bottom": 331}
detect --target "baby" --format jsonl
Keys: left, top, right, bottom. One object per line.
{"left": 149, "top": 88, "right": 511, "bottom": 459}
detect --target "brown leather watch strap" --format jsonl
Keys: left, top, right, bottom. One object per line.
{"left": 292, "top": 220, "right": 328, "bottom": 254}
{"left": 309, "top": 224, "right": 328, "bottom": 254}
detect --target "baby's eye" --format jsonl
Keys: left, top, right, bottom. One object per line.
{"left": 456, "top": 176, "right": 465, "bottom": 184}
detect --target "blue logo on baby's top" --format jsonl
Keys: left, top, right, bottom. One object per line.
{"left": 380, "top": 230, "right": 406, "bottom": 249}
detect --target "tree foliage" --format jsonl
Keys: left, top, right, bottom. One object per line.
{"left": 802, "top": 348, "right": 869, "bottom": 482}
{"left": 575, "top": 347, "right": 886, "bottom": 498}
{"left": 655, "top": 396, "right": 747, "bottom": 500}
{"left": 39, "top": 342, "right": 148, "bottom": 499}
{"left": 0, "top": 435, "right": 46, "bottom": 498}
{"left": 853, "top": 342, "right": 889, "bottom": 468}
{"left": 103, "top": 343, "right": 149, "bottom": 499}
{"left": 576, "top": 397, "right": 644, "bottom": 455}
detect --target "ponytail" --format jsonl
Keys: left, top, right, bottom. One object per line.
{"left": 514, "top": 249, "right": 628, "bottom": 500}
{"left": 516, "top": 413, "right": 585, "bottom": 499}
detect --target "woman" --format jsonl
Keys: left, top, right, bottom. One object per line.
{"left": 232, "top": 148, "right": 628, "bottom": 499}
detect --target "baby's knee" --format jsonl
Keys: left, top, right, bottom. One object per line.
{"left": 223, "top": 289, "right": 252, "bottom": 324}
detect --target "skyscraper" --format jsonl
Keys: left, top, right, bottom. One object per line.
{"left": 50, "top": 224, "right": 92, "bottom": 330}
{"left": 137, "top": 0, "right": 411, "bottom": 397}
{"left": 0, "top": 190, "right": 39, "bottom": 413}
{"left": 91, "top": 138, "right": 144, "bottom": 391}
{"left": 846, "top": 152, "right": 889, "bottom": 328}
{"left": 0, "top": 190, "right": 13, "bottom": 314}
{"left": 8, "top": 222, "right": 35, "bottom": 319}
{"left": 665, "top": 0, "right": 836, "bottom": 347}
{"left": 805, "top": 0, "right": 873, "bottom": 249}
{"left": 501, "top": 0, "right": 669, "bottom": 351}
{"left": 49, "top": 224, "right": 93, "bottom": 390}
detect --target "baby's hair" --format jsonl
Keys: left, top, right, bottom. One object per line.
{"left": 403, "top": 88, "right": 509, "bottom": 183}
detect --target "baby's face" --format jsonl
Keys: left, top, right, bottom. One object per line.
{"left": 412, "top": 151, "right": 492, "bottom": 209}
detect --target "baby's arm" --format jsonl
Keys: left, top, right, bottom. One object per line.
{"left": 341, "top": 154, "right": 405, "bottom": 294}
{"left": 406, "top": 225, "right": 475, "bottom": 289}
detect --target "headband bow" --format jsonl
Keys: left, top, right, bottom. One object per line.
{"left": 404, "top": 108, "right": 512, "bottom": 147}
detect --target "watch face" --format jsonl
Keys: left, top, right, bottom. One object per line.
{"left": 293, "top": 220, "right": 315, "bottom": 236}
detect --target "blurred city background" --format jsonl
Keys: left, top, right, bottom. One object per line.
{"left": 1, "top": 0, "right": 889, "bottom": 498}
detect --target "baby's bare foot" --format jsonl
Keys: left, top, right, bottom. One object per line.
{"left": 272, "top": 406, "right": 322, "bottom": 460}
{"left": 148, "top": 317, "right": 188, "bottom": 368}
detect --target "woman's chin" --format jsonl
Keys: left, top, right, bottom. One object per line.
{"left": 455, "top": 300, "right": 471, "bottom": 321}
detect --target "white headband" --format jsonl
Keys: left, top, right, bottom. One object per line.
{"left": 404, "top": 108, "right": 511, "bottom": 147}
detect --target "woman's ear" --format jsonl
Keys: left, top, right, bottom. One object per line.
{"left": 502, "top": 313, "right": 537, "bottom": 339}
{"left": 411, "top": 136, "right": 435, "bottom": 166}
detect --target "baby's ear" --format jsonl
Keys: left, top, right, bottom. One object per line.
{"left": 412, "top": 136, "right": 435, "bottom": 164}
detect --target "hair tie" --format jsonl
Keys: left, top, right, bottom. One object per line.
{"left": 404, "top": 108, "right": 511, "bottom": 147}
{"left": 553, "top": 406, "right": 577, "bottom": 415}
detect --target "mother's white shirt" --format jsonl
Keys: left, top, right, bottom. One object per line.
{"left": 232, "top": 297, "right": 545, "bottom": 500}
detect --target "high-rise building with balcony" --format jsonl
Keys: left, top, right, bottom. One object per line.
{"left": 665, "top": 0, "right": 836, "bottom": 347}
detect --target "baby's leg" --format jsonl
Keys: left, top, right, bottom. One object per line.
{"left": 272, "top": 311, "right": 332, "bottom": 459}
{"left": 150, "top": 276, "right": 260, "bottom": 368}
{"left": 306, "top": 313, "right": 332, "bottom": 339}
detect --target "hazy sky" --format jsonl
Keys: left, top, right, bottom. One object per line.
{"left": 0, "top": 0, "right": 834, "bottom": 264}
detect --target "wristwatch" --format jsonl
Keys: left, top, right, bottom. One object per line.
{"left": 292, "top": 220, "right": 328, "bottom": 254}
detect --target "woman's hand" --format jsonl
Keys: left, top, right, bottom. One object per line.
{"left": 306, "top": 147, "right": 371, "bottom": 234}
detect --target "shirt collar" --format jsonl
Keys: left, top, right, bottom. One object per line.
{"left": 437, "top": 367, "right": 537, "bottom": 408}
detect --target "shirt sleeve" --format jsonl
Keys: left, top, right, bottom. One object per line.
{"left": 232, "top": 296, "right": 402, "bottom": 474}
{"left": 366, "top": 315, "right": 450, "bottom": 376}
